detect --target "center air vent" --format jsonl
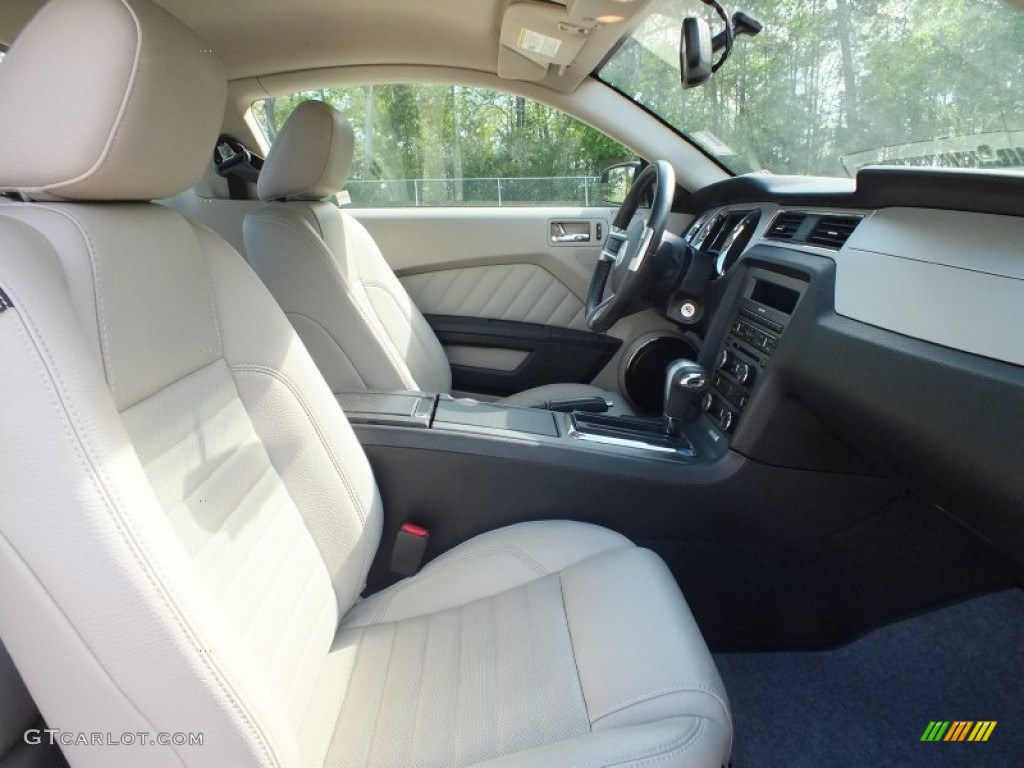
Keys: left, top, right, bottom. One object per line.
{"left": 763, "top": 211, "right": 863, "bottom": 250}
{"left": 765, "top": 212, "right": 807, "bottom": 241}
{"left": 806, "top": 216, "right": 862, "bottom": 249}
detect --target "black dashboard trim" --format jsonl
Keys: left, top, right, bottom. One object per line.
{"left": 687, "top": 167, "right": 1024, "bottom": 217}
{"left": 721, "top": 245, "right": 1024, "bottom": 567}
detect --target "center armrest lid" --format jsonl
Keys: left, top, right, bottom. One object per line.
{"left": 336, "top": 391, "right": 436, "bottom": 428}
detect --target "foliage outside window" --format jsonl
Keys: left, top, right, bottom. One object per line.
{"left": 599, "top": 0, "right": 1024, "bottom": 177}
{"left": 252, "top": 85, "right": 634, "bottom": 207}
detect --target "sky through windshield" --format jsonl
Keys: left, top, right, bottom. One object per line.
{"left": 598, "top": 0, "right": 1024, "bottom": 177}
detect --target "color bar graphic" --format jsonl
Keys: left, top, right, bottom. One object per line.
{"left": 968, "top": 722, "right": 997, "bottom": 742}
{"left": 921, "top": 721, "right": 996, "bottom": 742}
{"left": 921, "top": 721, "right": 950, "bottom": 741}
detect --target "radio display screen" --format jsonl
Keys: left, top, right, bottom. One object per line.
{"left": 751, "top": 279, "right": 799, "bottom": 315}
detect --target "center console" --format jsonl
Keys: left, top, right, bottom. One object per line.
{"left": 335, "top": 257, "right": 896, "bottom": 596}
{"left": 336, "top": 390, "right": 719, "bottom": 463}
{"left": 701, "top": 267, "right": 808, "bottom": 434}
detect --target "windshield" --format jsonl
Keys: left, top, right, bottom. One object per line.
{"left": 598, "top": 0, "right": 1024, "bottom": 177}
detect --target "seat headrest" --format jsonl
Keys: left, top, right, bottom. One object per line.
{"left": 257, "top": 100, "right": 355, "bottom": 202}
{"left": 0, "top": 0, "right": 225, "bottom": 202}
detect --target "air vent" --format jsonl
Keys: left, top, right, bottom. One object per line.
{"left": 765, "top": 212, "right": 807, "bottom": 241}
{"left": 806, "top": 216, "right": 861, "bottom": 249}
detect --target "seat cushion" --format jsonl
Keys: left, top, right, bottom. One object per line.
{"left": 315, "top": 522, "right": 731, "bottom": 767}
{"left": 499, "top": 383, "right": 634, "bottom": 415}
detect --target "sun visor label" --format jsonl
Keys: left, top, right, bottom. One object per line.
{"left": 518, "top": 28, "right": 562, "bottom": 58}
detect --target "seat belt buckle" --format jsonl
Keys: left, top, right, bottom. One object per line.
{"left": 390, "top": 522, "right": 429, "bottom": 576}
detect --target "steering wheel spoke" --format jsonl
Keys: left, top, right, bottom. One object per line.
{"left": 600, "top": 226, "right": 629, "bottom": 263}
{"left": 627, "top": 225, "right": 656, "bottom": 272}
{"left": 589, "top": 292, "right": 618, "bottom": 329}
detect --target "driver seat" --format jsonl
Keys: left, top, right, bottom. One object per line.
{"left": 243, "top": 100, "right": 631, "bottom": 412}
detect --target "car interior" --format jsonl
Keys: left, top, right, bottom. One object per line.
{"left": 0, "top": 0, "right": 1021, "bottom": 767}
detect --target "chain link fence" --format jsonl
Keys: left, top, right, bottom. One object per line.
{"left": 344, "top": 176, "right": 603, "bottom": 207}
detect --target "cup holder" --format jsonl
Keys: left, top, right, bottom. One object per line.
{"left": 620, "top": 333, "right": 701, "bottom": 414}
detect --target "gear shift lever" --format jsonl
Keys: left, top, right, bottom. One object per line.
{"left": 663, "top": 359, "right": 708, "bottom": 436}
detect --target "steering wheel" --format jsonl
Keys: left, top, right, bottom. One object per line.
{"left": 586, "top": 160, "right": 676, "bottom": 332}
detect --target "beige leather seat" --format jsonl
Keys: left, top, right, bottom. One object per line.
{"left": 0, "top": 1, "right": 730, "bottom": 767}
{"left": 244, "top": 100, "right": 631, "bottom": 412}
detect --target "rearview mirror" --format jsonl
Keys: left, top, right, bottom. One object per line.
{"left": 600, "top": 161, "right": 642, "bottom": 206}
{"left": 680, "top": 17, "right": 713, "bottom": 88}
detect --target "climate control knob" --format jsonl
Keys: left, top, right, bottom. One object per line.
{"left": 733, "top": 361, "right": 753, "bottom": 385}
{"left": 718, "top": 410, "right": 735, "bottom": 432}
{"left": 717, "top": 349, "right": 732, "bottom": 370}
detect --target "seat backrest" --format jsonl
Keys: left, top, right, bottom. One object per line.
{"left": 244, "top": 101, "right": 452, "bottom": 395}
{"left": 0, "top": 2, "right": 381, "bottom": 766}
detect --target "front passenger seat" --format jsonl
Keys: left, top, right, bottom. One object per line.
{"left": 244, "top": 100, "right": 631, "bottom": 412}
{"left": 0, "top": 1, "right": 729, "bottom": 767}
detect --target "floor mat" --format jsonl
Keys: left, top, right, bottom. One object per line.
{"left": 715, "top": 589, "right": 1024, "bottom": 767}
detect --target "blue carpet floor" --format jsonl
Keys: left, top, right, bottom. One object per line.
{"left": 715, "top": 589, "right": 1024, "bottom": 767}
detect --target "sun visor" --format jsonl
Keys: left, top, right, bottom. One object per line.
{"left": 498, "top": 0, "right": 652, "bottom": 88}
{"left": 499, "top": 2, "right": 591, "bottom": 80}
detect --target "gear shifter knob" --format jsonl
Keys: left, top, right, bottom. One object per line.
{"left": 664, "top": 359, "right": 708, "bottom": 436}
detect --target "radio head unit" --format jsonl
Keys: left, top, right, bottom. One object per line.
{"left": 703, "top": 269, "right": 808, "bottom": 434}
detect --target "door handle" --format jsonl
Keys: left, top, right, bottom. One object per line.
{"left": 550, "top": 222, "right": 592, "bottom": 244}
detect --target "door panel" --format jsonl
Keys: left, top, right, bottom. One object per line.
{"left": 353, "top": 206, "right": 609, "bottom": 312}
{"left": 353, "top": 207, "right": 614, "bottom": 395}
{"left": 402, "top": 263, "right": 588, "bottom": 330}
{"left": 352, "top": 207, "right": 691, "bottom": 401}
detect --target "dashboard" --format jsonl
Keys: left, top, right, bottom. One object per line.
{"left": 663, "top": 168, "right": 1024, "bottom": 564}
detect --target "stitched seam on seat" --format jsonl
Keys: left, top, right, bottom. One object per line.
{"left": 3, "top": 286, "right": 281, "bottom": 768}
{"left": 557, "top": 572, "right": 593, "bottom": 729}
{"left": 322, "top": 624, "right": 367, "bottom": 760}
{"left": 364, "top": 545, "right": 550, "bottom": 627}
{"left": 0, "top": 529, "right": 187, "bottom": 768}
{"left": 189, "top": 223, "right": 225, "bottom": 354}
{"left": 363, "top": 623, "right": 402, "bottom": 762}
{"left": 590, "top": 683, "right": 732, "bottom": 728}
{"left": 314, "top": 108, "right": 337, "bottom": 197}
{"left": 281, "top": 592, "right": 334, "bottom": 715}
{"left": 361, "top": 280, "right": 442, "bottom": 382}
{"left": 229, "top": 364, "right": 367, "bottom": 524}
{"left": 30, "top": 205, "right": 117, "bottom": 400}
{"left": 229, "top": 363, "right": 375, "bottom": 580}
{"left": 602, "top": 718, "right": 707, "bottom": 768}
{"left": 285, "top": 310, "right": 369, "bottom": 389}
{"left": 359, "top": 536, "right": 635, "bottom": 628}
{"left": 361, "top": 280, "right": 444, "bottom": 383}
{"left": 43, "top": 0, "right": 142, "bottom": 194}
{"left": 254, "top": 213, "right": 417, "bottom": 389}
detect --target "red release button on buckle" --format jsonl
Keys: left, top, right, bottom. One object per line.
{"left": 401, "top": 522, "right": 429, "bottom": 538}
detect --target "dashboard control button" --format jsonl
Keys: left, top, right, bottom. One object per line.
{"left": 700, "top": 392, "right": 714, "bottom": 412}
{"left": 717, "top": 349, "right": 732, "bottom": 369}
{"left": 719, "top": 410, "right": 735, "bottom": 432}
{"left": 734, "top": 361, "right": 752, "bottom": 384}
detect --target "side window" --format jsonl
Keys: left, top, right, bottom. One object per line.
{"left": 252, "top": 85, "right": 634, "bottom": 208}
